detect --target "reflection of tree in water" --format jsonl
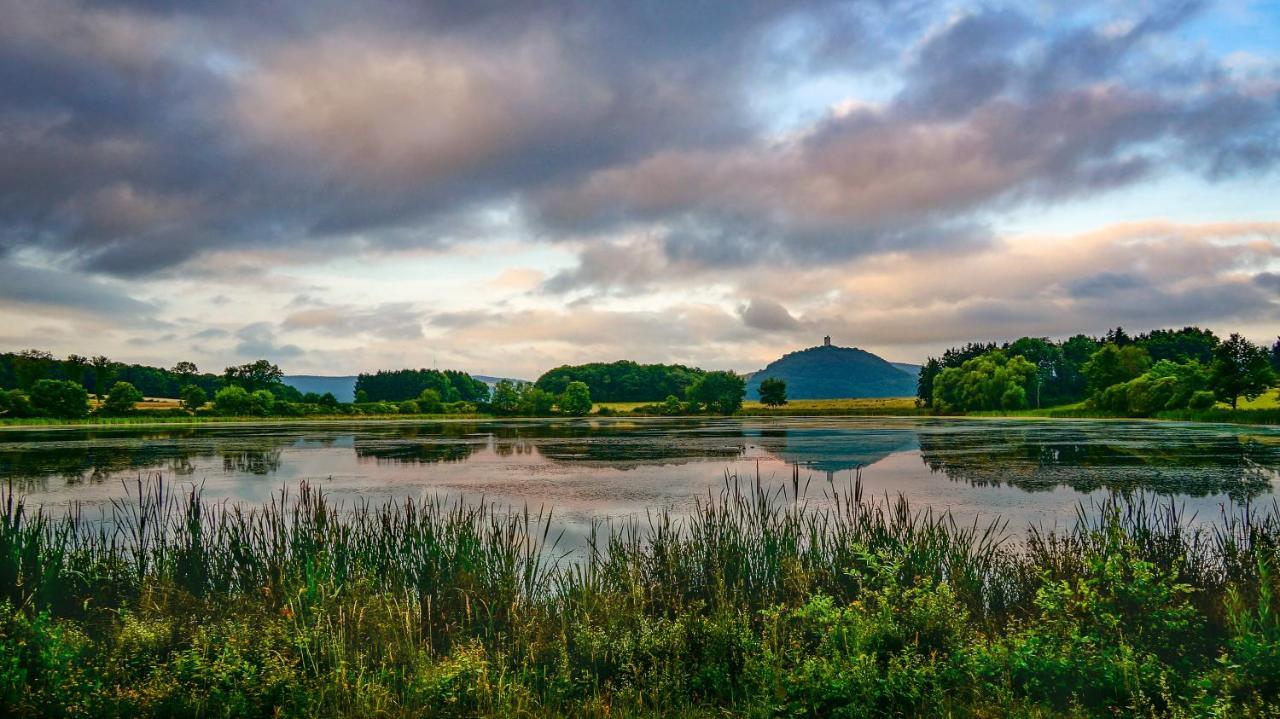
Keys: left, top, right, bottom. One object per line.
{"left": 351, "top": 421, "right": 746, "bottom": 466}
{"left": 220, "top": 449, "right": 282, "bottom": 475}
{"left": 0, "top": 430, "right": 294, "bottom": 486}
{"left": 917, "top": 425, "right": 1280, "bottom": 500}
{"left": 354, "top": 438, "right": 484, "bottom": 464}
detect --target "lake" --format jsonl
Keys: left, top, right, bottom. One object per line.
{"left": 3, "top": 417, "right": 1278, "bottom": 548}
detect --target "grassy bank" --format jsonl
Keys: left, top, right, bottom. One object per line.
{"left": 2, "top": 478, "right": 1279, "bottom": 717}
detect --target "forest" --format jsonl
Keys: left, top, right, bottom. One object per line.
{"left": 917, "top": 327, "right": 1280, "bottom": 417}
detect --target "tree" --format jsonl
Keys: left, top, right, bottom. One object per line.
{"left": 758, "top": 377, "right": 787, "bottom": 406}
{"left": 518, "top": 386, "right": 556, "bottom": 416}
{"left": 1005, "top": 337, "right": 1062, "bottom": 408}
{"left": 490, "top": 380, "right": 520, "bottom": 415}
{"left": 686, "top": 371, "right": 746, "bottom": 414}
{"left": 214, "top": 386, "right": 253, "bottom": 415}
{"left": 101, "top": 381, "right": 144, "bottom": 414}
{"left": 558, "top": 381, "right": 593, "bottom": 416}
{"left": 29, "top": 379, "right": 89, "bottom": 418}
{"left": 916, "top": 358, "right": 941, "bottom": 407}
{"left": 660, "top": 395, "right": 684, "bottom": 416}
{"left": 1081, "top": 344, "right": 1151, "bottom": 397}
{"left": 931, "top": 350, "right": 1036, "bottom": 413}
{"left": 1209, "top": 333, "right": 1277, "bottom": 409}
{"left": 172, "top": 361, "right": 199, "bottom": 379}
{"left": 0, "top": 389, "right": 35, "bottom": 418}
{"left": 14, "top": 349, "right": 54, "bottom": 389}
{"left": 89, "top": 355, "right": 116, "bottom": 399}
{"left": 223, "top": 360, "right": 284, "bottom": 391}
{"left": 1272, "top": 337, "right": 1280, "bottom": 373}
{"left": 417, "top": 388, "right": 445, "bottom": 413}
{"left": 180, "top": 384, "right": 208, "bottom": 411}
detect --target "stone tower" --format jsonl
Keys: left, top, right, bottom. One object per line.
{"left": 823, "top": 335, "right": 831, "bottom": 347}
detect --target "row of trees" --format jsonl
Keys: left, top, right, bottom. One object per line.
{"left": 0, "top": 351, "right": 224, "bottom": 399}
{"left": 354, "top": 369, "right": 491, "bottom": 403}
{"left": 922, "top": 327, "right": 1278, "bottom": 415}
{"left": 535, "top": 361, "right": 705, "bottom": 403}
{"left": 486, "top": 380, "right": 593, "bottom": 416}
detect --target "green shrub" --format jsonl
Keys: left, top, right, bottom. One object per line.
{"left": 1188, "top": 390, "right": 1217, "bottom": 410}
{"left": 180, "top": 384, "right": 208, "bottom": 411}
{"left": 28, "top": 380, "right": 89, "bottom": 418}
{"left": 100, "top": 382, "right": 144, "bottom": 415}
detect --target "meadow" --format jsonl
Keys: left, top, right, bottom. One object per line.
{"left": 2, "top": 475, "right": 1279, "bottom": 717}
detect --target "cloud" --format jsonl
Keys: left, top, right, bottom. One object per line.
{"left": 282, "top": 302, "right": 425, "bottom": 341}
{"left": 233, "top": 322, "right": 302, "bottom": 359}
{"left": 740, "top": 298, "right": 804, "bottom": 332}
{"left": 0, "top": 0, "right": 1270, "bottom": 283}
{"left": 0, "top": 259, "right": 156, "bottom": 318}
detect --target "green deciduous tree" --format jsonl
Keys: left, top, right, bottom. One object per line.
{"left": 1081, "top": 344, "right": 1152, "bottom": 397}
{"left": 1210, "top": 334, "right": 1277, "bottom": 410}
{"left": 180, "top": 384, "right": 208, "bottom": 411}
{"left": 931, "top": 350, "right": 1036, "bottom": 413}
{"left": 101, "top": 381, "right": 144, "bottom": 415}
{"left": 558, "top": 381, "right": 593, "bottom": 416}
{"left": 417, "top": 388, "right": 445, "bottom": 414}
{"left": 489, "top": 380, "right": 521, "bottom": 415}
{"left": 223, "top": 360, "right": 284, "bottom": 392}
{"left": 686, "top": 371, "right": 746, "bottom": 414}
{"left": 89, "top": 355, "right": 116, "bottom": 399}
{"left": 0, "top": 389, "right": 35, "bottom": 418}
{"left": 758, "top": 377, "right": 787, "bottom": 406}
{"left": 518, "top": 386, "right": 556, "bottom": 416}
{"left": 29, "top": 379, "right": 89, "bottom": 418}
{"left": 213, "top": 385, "right": 274, "bottom": 415}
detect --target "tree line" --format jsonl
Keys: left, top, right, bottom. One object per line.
{"left": 534, "top": 360, "right": 706, "bottom": 402}
{"left": 0, "top": 352, "right": 502, "bottom": 420}
{"left": 354, "top": 369, "right": 491, "bottom": 404}
{"left": 917, "top": 327, "right": 1279, "bottom": 415}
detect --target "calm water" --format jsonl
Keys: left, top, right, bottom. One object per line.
{"left": 3, "top": 418, "right": 1279, "bottom": 546}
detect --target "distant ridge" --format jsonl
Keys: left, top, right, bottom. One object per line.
{"left": 746, "top": 341, "right": 917, "bottom": 399}
{"left": 890, "top": 362, "right": 922, "bottom": 377}
{"left": 282, "top": 375, "right": 356, "bottom": 402}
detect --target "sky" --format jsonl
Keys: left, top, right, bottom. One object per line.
{"left": 1, "top": 0, "right": 1278, "bottom": 379}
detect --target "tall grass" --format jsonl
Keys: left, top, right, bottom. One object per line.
{"left": 2, "top": 474, "right": 1279, "bottom": 717}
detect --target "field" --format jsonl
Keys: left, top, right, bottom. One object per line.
{"left": 2, "top": 477, "right": 1278, "bottom": 717}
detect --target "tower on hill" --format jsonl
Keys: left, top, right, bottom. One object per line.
{"left": 823, "top": 335, "right": 831, "bottom": 347}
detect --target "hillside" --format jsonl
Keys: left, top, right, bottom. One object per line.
{"left": 746, "top": 344, "right": 917, "bottom": 399}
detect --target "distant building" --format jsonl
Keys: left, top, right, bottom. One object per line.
{"left": 823, "top": 335, "right": 831, "bottom": 347}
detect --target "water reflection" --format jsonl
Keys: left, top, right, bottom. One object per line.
{"left": 916, "top": 423, "right": 1280, "bottom": 500}
{"left": 1, "top": 419, "right": 1278, "bottom": 505}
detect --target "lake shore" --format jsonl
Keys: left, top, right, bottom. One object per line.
{"left": 4, "top": 395, "right": 1278, "bottom": 429}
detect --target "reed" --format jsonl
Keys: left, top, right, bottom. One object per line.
{"left": 1, "top": 474, "right": 1278, "bottom": 717}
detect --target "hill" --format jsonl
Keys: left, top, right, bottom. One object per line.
{"left": 746, "top": 343, "right": 917, "bottom": 399}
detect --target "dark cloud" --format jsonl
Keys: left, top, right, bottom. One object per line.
{"left": 0, "top": 259, "right": 156, "bottom": 317}
{"left": 740, "top": 298, "right": 804, "bottom": 332}
{"left": 1063, "top": 272, "right": 1146, "bottom": 298}
{"left": 0, "top": 0, "right": 1274, "bottom": 290}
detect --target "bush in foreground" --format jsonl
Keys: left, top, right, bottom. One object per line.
{"left": 0, "top": 478, "right": 1278, "bottom": 717}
